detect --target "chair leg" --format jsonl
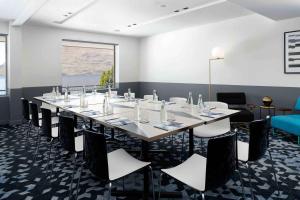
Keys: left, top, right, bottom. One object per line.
{"left": 246, "top": 163, "right": 254, "bottom": 200}
{"left": 75, "top": 161, "right": 84, "bottom": 200}
{"left": 158, "top": 172, "right": 163, "bottom": 200}
{"left": 108, "top": 182, "right": 112, "bottom": 200}
{"left": 201, "top": 192, "right": 205, "bottom": 200}
{"left": 45, "top": 138, "right": 54, "bottom": 179}
{"left": 148, "top": 166, "right": 155, "bottom": 200}
{"left": 69, "top": 153, "right": 78, "bottom": 200}
{"left": 49, "top": 142, "right": 59, "bottom": 179}
{"left": 33, "top": 128, "right": 41, "bottom": 163}
{"left": 268, "top": 150, "right": 280, "bottom": 196}
{"left": 237, "top": 169, "right": 246, "bottom": 199}
{"left": 25, "top": 122, "right": 32, "bottom": 148}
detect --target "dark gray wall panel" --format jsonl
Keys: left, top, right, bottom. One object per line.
{"left": 0, "top": 97, "right": 9, "bottom": 124}
{"left": 9, "top": 89, "right": 23, "bottom": 124}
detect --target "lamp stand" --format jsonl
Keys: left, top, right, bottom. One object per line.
{"left": 208, "top": 58, "right": 224, "bottom": 101}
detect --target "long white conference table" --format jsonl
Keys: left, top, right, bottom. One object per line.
{"left": 34, "top": 93, "right": 239, "bottom": 199}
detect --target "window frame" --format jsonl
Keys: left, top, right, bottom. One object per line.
{"left": 61, "top": 39, "right": 117, "bottom": 88}
{"left": 0, "top": 34, "right": 7, "bottom": 96}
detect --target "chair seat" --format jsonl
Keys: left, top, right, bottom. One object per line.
{"left": 75, "top": 135, "right": 83, "bottom": 152}
{"left": 271, "top": 115, "right": 300, "bottom": 136}
{"left": 194, "top": 120, "right": 230, "bottom": 138}
{"left": 237, "top": 141, "right": 249, "bottom": 162}
{"left": 108, "top": 148, "right": 150, "bottom": 181}
{"left": 230, "top": 108, "right": 254, "bottom": 123}
{"left": 162, "top": 154, "right": 206, "bottom": 191}
{"left": 51, "top": 127, "right": 58, "bottom": 138}
{"left": 39, "top": 116, "right": 59, "bottom": 127}
{"left": 30, "top": 113, "right": 42, "bottom": 120}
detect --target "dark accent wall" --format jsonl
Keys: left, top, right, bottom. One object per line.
{"left": 1, "top": 81, "right": 299, "bottom": 125}
{"left": 138, "top": 82, "right": 300, "bottom": 118}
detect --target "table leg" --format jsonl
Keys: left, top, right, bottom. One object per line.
{"left": 259, "top": 108, "right": 262, "bottom": 119}
{"left": 74, "top": 115, "right": 78, "bottom": 128}
{"left": 142, "top": 140, "right": 149, "bottom": 200}
{"left": 99, "top": 124, "right": 104, "bottom": 133}
{"left": 189, "top": 128, "right": 194, "bottom": 156}
{"left": 111, "top": 129, "right": 115, "bottom": 140}
{"left": 89, "top": 119, "right": 93, "bottom": 130}
{"left": 56, "top": 107, "right": 59, "bottom": 114}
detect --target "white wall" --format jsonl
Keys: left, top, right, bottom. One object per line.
{"left": 0, "top": 21, "right": 8, "bottom": 34}
{"left": 139, "top": 14, "right": 300, "bottom": 87}
{"left": 21, "top": 24, "right": 140, "bottom": 88}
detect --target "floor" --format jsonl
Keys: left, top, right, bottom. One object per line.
{"left": 0, "top": 123, "right": 300, "bottom": 200}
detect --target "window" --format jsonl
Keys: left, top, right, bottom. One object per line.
{"left": 0, "top": 35, "right": 7, "bottom": 95}
{"left": 61, "top": 39, "right": 116, "bottom": 88}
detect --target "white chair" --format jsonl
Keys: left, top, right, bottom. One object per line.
{"left": 124, "top": 92, "right": 135, "bottom": 99}
{"left": 194, "top": 101, "right": 230, "bottom": 138}
{"left": 169, "top": 97, "right": 187, "bottom": 104}
{"left": 158, "top": 133, "right": 244, "bottom": 200}
{"left": 144, "top": 95, "right": 154, "bottom": 100}
{"left": 73, "top": 130, "right": 155, "bottom": 200}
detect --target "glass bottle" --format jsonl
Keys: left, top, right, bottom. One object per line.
{"left": 153, "top": 89, "right": 158, "bottom": 101}
{"left": 187, "top": 91, "right": 193, "bottom": 105}
{"left": 103, "top": 93, "right": 109, "bottom": 114}
{"left": 128, "top": 88, "right": 131, "bottom": 101}
{"left": 64, "top": 87, "right": 69, "bottom": 102}
{"left": 108, "top": 84, "right": 112, "bottom": 98}
{"left": 56, "top": 86, "right": 60, "bottom": 96}
{"left": 135, "top": 100, "right": 141, "bottom": 121}
{"left": 160, "top": 100, "right": 167, "bottom": 123}
{"left": 197, "top": 94, "right": 204, "bottom": 111}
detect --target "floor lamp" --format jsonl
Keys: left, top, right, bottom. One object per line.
{"left": 208, "top": 47, "right": 224, "bottom": 101}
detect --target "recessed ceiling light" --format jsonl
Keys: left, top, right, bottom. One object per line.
{"left": 174, "top": 10, "right": 180, "bottom": 13}
{"left": 64, "top": 14, "right": 68, "bottom": 17}
{"left": 183, "top": 7, "right": 189, "bottom": 10}
{"left": 128, "top": 25, "right": 131, "bottom": 27}
{"left": 114, "top": 29, "right": 120, "bottom": 32}
{"left": 68, "top": 12, "right": 72, "bottom": 15}
{"left": 160, "top": 4, "right": 167, "bottom": 8}
{"left": 133, "top": 23, "right": 137, "bottom": 26}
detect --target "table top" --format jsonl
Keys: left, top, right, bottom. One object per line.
{"left": 259, "top": 105, "right": 275, "bottom": 109}
{"left": 35, "top": 94, "right": 239, "bottom": 142}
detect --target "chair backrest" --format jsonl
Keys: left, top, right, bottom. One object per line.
{"left": 204, "top": 101, "right": 228, "bottom": 109}
{"left": 41, "top": 108, "right": 52, "bottom": 138}
{"left": 248, "top": 119, "right": 269, "bottom": 161}
{"left": 295, "top": 97, "right": 300, "bottom": 111}
{"left": 21, "top": 98, "right": 30, "bottom": 121}
{"left": 59, "top": 115, "right": 75, "bottom": 152}
{"left": 169, "top": 97, "right": 187, "bottom": 104}
{"left": 124, "top": 92, "right": 135, "bottom": 98}
{"left": 84, "top": 130, "right": 109, "bottom": 181}
{"left": 29, "top": 102, "right": 39, "bottom": 127}
{"left": 144, "top": 95, "right": 153, "bottom": 100}
{"left": 205, "top": 133, "right": 236, "bottom": 190}
{"left": 217, "top": 92, "right": 246, "bottom": 105}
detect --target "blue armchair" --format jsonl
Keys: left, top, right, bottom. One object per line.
{"left": 271, "top": 97, "right": 300, "bottom": 144}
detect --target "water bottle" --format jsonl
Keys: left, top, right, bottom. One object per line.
{"left": 197, "top": 94, "right": 204, "bottom": 111}
{"left": 56, "top": 86, "right": 60, "bottom": 96}
{"left": 103, "top": 93, "right": 109, "bottom": 114}
{"left": 128, "top": 88, "right": 131, "bottom": 101}
{"left": 80, "top": 93, "right": 85, "bottom": 108}
{"left": 93, "top": 86, "right": 97, "bottom": 95}
{"left": 160, "top": 100, "right": 167, "bottom": 123}
{"left": 187, "top": 92, "right": 193, "bottom": 105}
{"left": 135, "top": 100, "right": 141, "bottom": 121}
{"left": 52, "top": 87, "right": 56, "bottom": 98}
{"left": 64, "top": 87, "right": 69, "bottom": 102}
{"left": 153, "top": 89, "right": 158, "bottom": 101}
{"left": 108, "top": 84, "right": 112, "bottom": 98}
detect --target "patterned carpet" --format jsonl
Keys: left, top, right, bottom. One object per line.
{"left": 0, "top": 123, "right": 300, "bottom": 200}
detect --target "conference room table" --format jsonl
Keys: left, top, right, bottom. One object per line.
{"left": 35, "top": 93, "right": 239, "bottom": 199}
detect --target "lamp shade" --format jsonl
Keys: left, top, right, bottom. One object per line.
{"left": 211, "top": 47, "right": 224, "bottom": 59}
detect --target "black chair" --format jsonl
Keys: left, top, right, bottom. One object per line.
{"left": 237, "top": 118, "right": 279, "bottom": 199}
{"left": 22, "top": 98, "right": 32, "bottom": 147}
{"left": 58, "top": 115, "right": 84, "bottom": 200}
{"left": 158, "top": 132, "right": 244, "bottom": 199}
{"left": 41, "top": 108, "right": 59, "bottom": 177}
{"left": 30, "top": 102, "right": 43, "bottom": 162}
{"left": 73, "top": 130, "right": 154, "bottom": 200}
{"left": 217, "top": 92, "right": 254, "bottom": 123}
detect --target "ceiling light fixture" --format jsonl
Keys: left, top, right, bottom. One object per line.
{"left": 160, "top": 4, "right": 167, "bottom": 8}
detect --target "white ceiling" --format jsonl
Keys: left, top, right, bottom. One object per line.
{"left": 0, "top": 0, "right": 300, "bottom": 37}
{"left": 228, "top": 0, "right": 300, "bottom": 20}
